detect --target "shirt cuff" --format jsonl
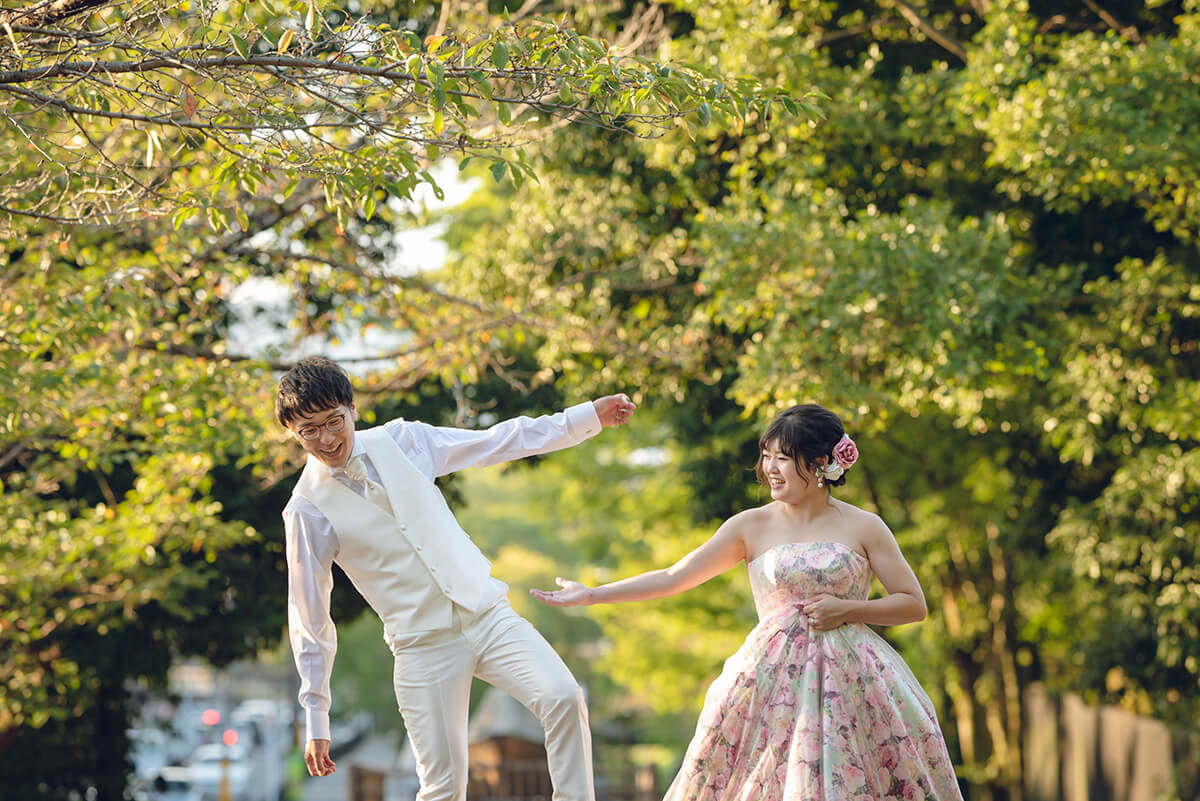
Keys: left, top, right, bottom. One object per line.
{"left": 306, "top": 708, "right": 331, "bottom": 742}
{"left": 565, "top": 401, "right": 603, "bottom": 441}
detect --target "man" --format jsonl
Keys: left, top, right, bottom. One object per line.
{"left": 275, "top": 356, "right": 635, "bottom": 800}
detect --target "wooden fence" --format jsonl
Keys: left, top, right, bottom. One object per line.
{"left": 349, "top": 758, "right": 657, "bottom": 801}
{"left": 1024, "top": 684, "right": 1199, "bottom": 801}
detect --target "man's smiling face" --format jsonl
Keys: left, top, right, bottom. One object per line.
{"left": 289, "top": 403, "right": 356, "bottom": 469}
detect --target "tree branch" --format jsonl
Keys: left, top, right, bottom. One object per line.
{"left": 432, "top": 0, "right": 452, "bottom": 39}
{"left": 131, "top": 341, "right": 293, "bottom": 371}
{"left": 887, "top": 0, "right": 967, "bottom": 62}
{"left": 1082, "top": 0, "right": 1141, "bottom": 43}
{"left": 0, "top": 0, "right": 111, "bottom": 32}
{"left": 0, "top": 52, "right": 688, "bottom": 128}
{"left": 0, "top": 441, "right": 29, "bottom": 471}
{"left": 0, "top": 202, "right": 93, "bottom": 222}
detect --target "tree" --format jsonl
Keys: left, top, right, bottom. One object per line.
{"left": 0, "top": 1, "right": 817, "bottom": 796}
{"left": 440, "top": 2, "right": 1200, "bottom": 798}
{"left": 0, "top": 0, "right": 806, "bottom": 231}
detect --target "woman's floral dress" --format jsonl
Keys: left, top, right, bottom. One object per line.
{"left": 663, "top": 541, "right": 964, "bottom": 801}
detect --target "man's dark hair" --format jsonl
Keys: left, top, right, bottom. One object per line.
{"left": 275, "top": 356, "right": 355, "bottom": 428}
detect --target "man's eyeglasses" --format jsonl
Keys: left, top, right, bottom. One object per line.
{"left": 295, "top": 411, "right": 348, "bottom": 441}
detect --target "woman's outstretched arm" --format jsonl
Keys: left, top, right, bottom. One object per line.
{"left": 531, "top": 515, "right": 746, "bottom": 606}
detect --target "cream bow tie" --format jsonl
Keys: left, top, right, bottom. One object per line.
{"left": 336, "top": 455, "right": 392, "bottom": 515}
{"left": 338, "top": 455, "right": 369, "bottom": 483}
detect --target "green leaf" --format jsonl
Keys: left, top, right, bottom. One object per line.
{"left": 492, "top": 42, "right": 509, "bottom": 70}
{"left": 304, "top": 1, "right": 317, "bottom": 35}
{"left": 171, "top": 206, "right": 197, "bottom": 230}
{"left": 419, "top": 170, "right": 444, "bottom": 200}
{"left": 429, "top": 59, "right": 445, "bottom": 86}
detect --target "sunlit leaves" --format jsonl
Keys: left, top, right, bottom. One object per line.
{"left": 0, "top": 1, "right": 813, "bottom": 232}
{"left": 440, "top": 0, "right": 1200, "bottom": 775}
{"left": 692, "top": 190, "right": 1061, "bottom": 425}
{"left": 984, "top": 29, "right": 1200, "bottom": 242}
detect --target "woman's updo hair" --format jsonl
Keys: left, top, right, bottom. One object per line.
{"left": 755, "top": 404, "right": 849, "bottom": 488}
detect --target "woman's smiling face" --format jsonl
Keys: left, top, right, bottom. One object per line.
{"left": 760, "top": 438, "right": 809, "bottom": 500}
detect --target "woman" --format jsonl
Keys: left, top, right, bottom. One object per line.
{"left": 531, "top": 404, "right": 964, "bottom": 801}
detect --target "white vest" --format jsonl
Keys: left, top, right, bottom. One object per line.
{"left": 292, "top": 427, "right": 505, "bottom": 637}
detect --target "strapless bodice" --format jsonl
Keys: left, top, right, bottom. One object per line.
{"left": 748, "top": 540, "right": 871, "bottom": 621}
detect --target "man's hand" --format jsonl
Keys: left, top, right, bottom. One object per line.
{"left": 305, "top": 739, "right": 337, "bottom": 777}
{"left": 594, "top": 394, "right": 637, "bottom": 428}
{"left": 530, "top": 578, "right": 594, "bottom": 607}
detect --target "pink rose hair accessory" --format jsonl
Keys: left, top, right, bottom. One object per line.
{"left": 817, "top": 433, "right": 859, "bottom": 485}
{"left": 832, "top": 433, "right": 859, "bottom": 469}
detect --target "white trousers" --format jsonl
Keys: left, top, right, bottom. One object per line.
{"left": 389, "top": 600, "right": 595, "bottom": 801}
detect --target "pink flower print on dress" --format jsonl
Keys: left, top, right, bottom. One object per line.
{"left": 895, "top": 753, "right": 922, "bottom": 783}
{"left": 661, "top": 541, "right": 964, "bottom": 801}
{"left": 925, "top": 734, "right": 948, "bottom": 763}
{"left": 796, "top": 724, "right": 822, "bottom": 762}
{"left": 719, "top": 705, "right": 746, "bottom": 743}
{"left": 877, "top": 744, "right": 900, "bottom": 770}
{"left": 764, "top": 630, "right": 787, "bottom": 662}
{"left": 767, "top": 704, "right": 794, "bottom": 747}
{"left": 842, "top": 763, "right": 867, "bottom": 791}
{"left": 706, "top": 744, "right": 729, "bottom": 777}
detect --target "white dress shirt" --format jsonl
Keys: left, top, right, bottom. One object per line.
{"left": 283, "top": 401, "right": 602, "bottom": 742}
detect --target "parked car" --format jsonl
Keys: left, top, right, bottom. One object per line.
{"left": 127, "top": 727, "right": 169, "bottom": 782}
{"left": 186, "top": 742, "right": 258, "bottom": 801}
{"left": 131, "top": 765, "right": 199, "bottom": 801}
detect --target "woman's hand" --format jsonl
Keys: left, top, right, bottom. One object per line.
{"left": 530, "top": 578, "right": 594, "bottom": 607}
{"left": 799, "top": 594, "right": 853, "bottom": 631}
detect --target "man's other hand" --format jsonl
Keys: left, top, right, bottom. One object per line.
{"left": 305, "top": 738, "right": 337, "bottom": 777}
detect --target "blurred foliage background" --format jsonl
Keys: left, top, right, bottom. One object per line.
{"left": 2, "top": 0, "right": 1198, "bottom": 799}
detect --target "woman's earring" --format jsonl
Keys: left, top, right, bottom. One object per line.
{"left": 817, "top": 474, "right": 824, "bottom": 488}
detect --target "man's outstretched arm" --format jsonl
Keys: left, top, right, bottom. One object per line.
{"left": 390, "top": 394, "right": 637, "bottom": 479}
